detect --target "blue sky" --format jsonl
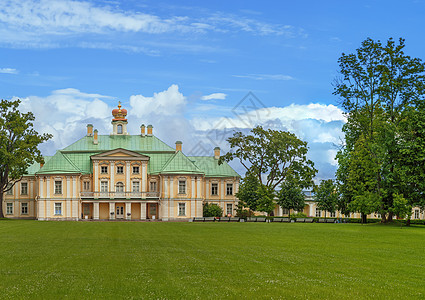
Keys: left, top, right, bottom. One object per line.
{"left": 1, "top": 0, "right": 425, "bottom": 180}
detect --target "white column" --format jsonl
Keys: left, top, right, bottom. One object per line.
{"left": 94, "top": 161, "right": 99, "bottom": 192}
{"left": 66, "top": 177, "right": 71, "bottom": 199}
{"left": 125, "top": 161, "right": 130, "bottom": 192}
{"left": 164, "top": 177, "right": 169, "bottom": 198}
{"left": 45, "top": 199, "right": 50, "bottom": 218}
{"left": 161, "top": 199, "right": 168, "bottom": 221}
{"left": 46, "top": 177, "right": 50, "bottom": 198}
{"left": 196, "top": 199, "right": 203, "bottom": 217}
{"left": 110, "top": 162, "right": 115, "bottom": 193}
{"left": 196, "top": 178, "right": 201, "bottom": 198}
{"left": 94, "top": 202, "right": 99, "bottom": 220}
{"left": 140, "top": 202, "right": 146, "bottom": 220}
{"left": 191, "top": 178, "right": 195, "bottom": 199}
{"left": 278, "top": 206, "right": 283, "bottom": 217}
{"left": 39, "top": 177, "right": 44, "bottom": 199}
{"left": 235, "top": 180, "right": 239, "bottom": 194}
{"left": 38, "top": 200, "right": 45, "bottom": 220}
{"left": 142, "top": 164, "right": 147, "bottom": 192}
{"left": 72, "top": 177, "right": 77, "bottom": 198}
{"left": 221, "top": 180, "right": 224, "bottom": 198}
{"left": 30, "top": 180, "right": 34, "bottom": 198}
{"left": 169, "top": 177, "right": 174, "bottom": 218}
{"left": 206, "top": 179, "right": 209, "bottom": 200}
{"left": 170, "top": 177, "right": 174, "bottom": 198}
{"left": 109, "top": 202, "right": 115, "bottom": 220}
{"left": 66, "top": 200, "right": 71, "bottom": 218}
{"left": 191, "top": 199, "right": 195, "bottom": 217}
{"left": 125, "top": 202, "right": 131, "bottom": 220}
{"left": 309, "top": 204, "right": 313, "bottom": 217}
{"left": 72, "top": 200, "right": 78, "bottom": 219}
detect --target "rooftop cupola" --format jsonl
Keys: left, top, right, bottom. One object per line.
{"left": 111, "top": 101, "right": 128, "bottom": 135}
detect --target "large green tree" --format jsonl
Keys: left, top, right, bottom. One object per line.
{"left": 0, "top": 99, "right": 52, "bottom": 218}
{"left": 235, "top": 172, "right": 260, "bottom": 212}
{"left": 276, "top": 180, "right": 305, "bottom": 218}
{"left": 334, "top": 37, "right": 425, "bottom": 222}
{"left": 314, "top": 179, "right": 339, "bottom": 220}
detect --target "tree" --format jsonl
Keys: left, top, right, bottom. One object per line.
{"left": 389, "top": 193, "right": 412, "bottom": 228}
{"left": 334, "top": 37, "right": 425, "bottom": 223}
{"left": 0, "top": 99, "right": 52, "bottom": 218}
{"left": 203, "top": 202, "right": 223, "bottom": 217}
{"left": 314, "top": 179, "right": 338, "bottom": 219}
{"left": 276, "top": 180, "right": 305, "bottom": 218}
{"left": 221, "top": 126, "right": 317, "bottom": 215}
{"left": 235, "top": 172, "right": 260, "bottom": 212}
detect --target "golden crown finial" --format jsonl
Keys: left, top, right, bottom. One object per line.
{"left": 118, "top": 101, "right": 122, "bottom": 111}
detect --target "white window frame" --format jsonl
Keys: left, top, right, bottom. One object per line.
{"left": 21, "top": 202, "right": 28, "bottom": 215}
{"left": 330, "top": 211, "right": 336, "bottom": 218}
{"left": 150, "top": 181, "right": 157, "bottom": 192}
{"left": 178, "top": 180, "right": 186, "bottom": 194}
{"left": 83, "top": 181, "right": 90, "bottom": 192}
{"left": 132, "top": 181, "right": 140, "bottom": 192}
{"left": 211, "top": 183, "right": 218, "bottom": 196}
{"left": 226, "top": 183, "right": 233, "bottom": 196}
{"left": 116, "top": 166, "right": 124, "bottom": 174}
{"left": 6, "top": 184, "right": 13, "bottom": 195}
{"left": 315, "top": 208, "right": 321, "bottom": 217}
{"left": 132, "top": 166, "right": 140, "bottom": 174}
{"left": 116, "top": 182, "right": 124, "bottom": 193}
{"left": 101, "top": 166, "right": 108, "bottom": 174}
{"left": 21, "top": 182, "right": 28, "bottom": 195}
{"left": 100, "top": 181, "right": 108, "bottom": 192}
{"left": 6, "top": 203, "right": 13, "bottom": 214}
{"left": 54, "top": 181, "right": 62, "bottom": 195}
{"left": 54, "top": 203, "right": 62, "bottom": 215}
{"left": 178, "top": 203, "right": 186, "bottom": 216}
{"left": 226, "top": 203, "right": 233, "bottom": 216}
{"left": 117, "top": 124, "right": 123, "bottom": 134}
{"left": 414, "top": 209, "right": 420, "bottom": 219}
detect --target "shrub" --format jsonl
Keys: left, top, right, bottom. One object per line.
{"left": 236, "top": 209, "right": 254, "bottom": 218}
{"left": 203, "top": 203, "right": 223, "bottom": 217}
{"left": 290, "top": 212, "right": 307, "bottom": 220}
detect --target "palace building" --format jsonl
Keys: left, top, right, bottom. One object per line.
{"left": 2, "top": 103, "right": 240, "bottom": 221}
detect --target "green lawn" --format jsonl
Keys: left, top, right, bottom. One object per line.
{"left": 0, "top": 220, "right": 424, "bottom": 299}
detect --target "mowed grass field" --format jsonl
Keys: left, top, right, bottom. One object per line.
{"left": 0, "top": 220, "right": 424, "bottom": 299}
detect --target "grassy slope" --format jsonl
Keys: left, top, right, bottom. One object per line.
{"left": 0, "top": 221, "right": 424, "bottom": 299}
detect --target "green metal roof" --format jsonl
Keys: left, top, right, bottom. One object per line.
{"left": 62, "top": 135, "right": 175, "bottom": 152}
{"left": 188, "top": 157, "right": 240, "bottom": 178}
{"left": 160, "top": 151, "right": 203, "bottom": 175}
{"left": 25, "top": 156, "right": 52, "bottom": 175}
{"left": 37, "top": 152, "right": 81, "bottom": 174}
{"left": 146, "top": 153, "right": 174, "bottom": 174}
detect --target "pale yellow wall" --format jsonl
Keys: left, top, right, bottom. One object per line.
{"left": 99, "top": 203, "right": 109, "bottom": 219}
{"left": 131, "top": 203, "right": 141, "bottom": 219}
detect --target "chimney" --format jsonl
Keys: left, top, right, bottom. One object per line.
{"left": 214, "top": 147, "right": 220, "bottom": 159}
{"left": 87, "top": 124, "right": 93, "bottom": 136}
{"left": 40, "top": 162, "right": 44, "bottom": 168}
{"left": 93, "top": 129, "right": 98, "bottom": 145}
{"left": 175, "top": 141, "right": 182, "bottom": 152}
{"left": 140, "top": 124, "right": 145, "bottom": 137}
{"left": 147, "top": 125, "right": 153, "bottom": 136}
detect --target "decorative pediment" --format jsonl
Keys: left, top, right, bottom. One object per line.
{"left": 91, "top": 148, "right": 149, "bottom": 161}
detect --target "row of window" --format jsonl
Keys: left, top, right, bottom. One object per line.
{"left": 100, "top": 165, "right": 140, "bottom": 175}
{"left": 6, "top": 182, "right": 29, "bottom": 196}
{"left": 177, "top": 203, "right": 233, "bottom": 216}
{"left": 6, "top": 202, "right": 28, "bottom": 215}
{"left": 178, "top": 181, "right": 233, "bottom": 196}
{"left": 99, "top": 181, "right": 157, "bottom": 193}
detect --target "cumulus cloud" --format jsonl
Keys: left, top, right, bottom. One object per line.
{"left": 201, "top": 93, "right": 227, "bottom": 101}
{"left": 16, "top": 85, "right": 343, "bottom": 180}
{"left": 0, "top": 67, "right": 18, "bottom": 74}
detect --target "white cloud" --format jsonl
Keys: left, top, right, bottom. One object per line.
{"left": 0, "top": 67, "right": 18, "bottom": 74}
{"left": 201, "top": 93, "right": 227, "bottom": 101}
{"left": 233, "top": 74, "right": 294, "bottom": 80}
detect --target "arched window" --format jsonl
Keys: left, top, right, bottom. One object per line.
{"left": 117, "top": 124, "right": 123, "bottom": 134}
{"left": 116, "top": 182, "right": 124, "bottom": 193}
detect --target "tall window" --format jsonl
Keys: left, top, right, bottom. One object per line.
{"left": 21, "top": 203, "right": 28, "bottom": 215}
{"left": 315, "top": 208, "right": 321, "bottom": 217}
{"left": 54, "top": 181, "right": 62, "bottom": 194}
{"left": 178, "top": 180, "right": 186, "bottom": 194}
{"left": 211, "top": 183, "right": 218, "bottom": 195}
{"left": 150, "top": 181, "right": 157, "bottom": 192}
{"left": 117, "top": 124, "right": 123, "bottom": 134}
{"left": 21, "top": 182, "right": 28, "bottom": 195}
{"left": 116, "top": 182, "right": 124, "bottom": 193}
{"left": 101, "top": 166, "right": 108, "bottom": 174}
{"left": 226, "top": 183, "right": 233, "bottom": 195}
{"left": 6, "top": 203, "right": 13, "bottom": 214}
{"left": 283, "top": 209, "right": 289, "bottom": 215}
{"left": 117, "top": 166, "right": 124, "bottom": 174}
{"left": 54, "top": 203, "right": 62, "bottom": 215}
{"left": 178, "top": 203, "right": 186, "bottom": 216}
{"left": 133, "top": 166, "right": 140, "bottom": 174}
{"left": 6, "top": 184, "right": 13, "bottom": 195}
{"left": 414, "top": 209, "right": 420, "bottom": 219}
{"left": 330, "top": 211, "right": 336, "bottom": 218}
{"left": 101, "top": 181, "right": 108, "bottom": 192}
{"left": 83, "top": 181, "right": 90, "bottom": 191}
{"left": 132, "top": 181, "right": 140, "bottom": 192}
{"left": 226, "top": 203, "right": 233, "bottom": 216}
